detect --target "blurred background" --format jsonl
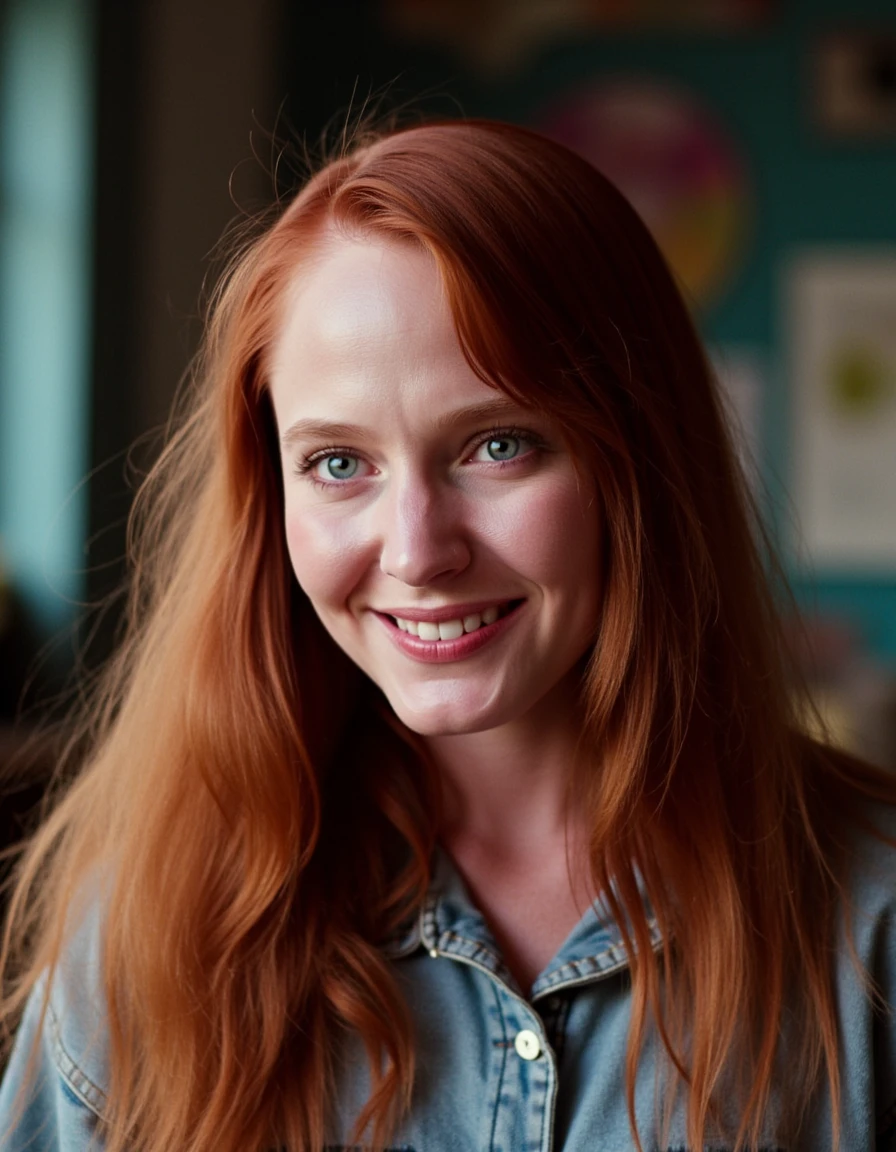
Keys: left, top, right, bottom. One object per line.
{"left": 1, "top": 0, "right": 896, "bottom": 839}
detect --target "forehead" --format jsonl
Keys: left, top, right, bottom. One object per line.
{"left": 267, "top": 230, "right": 507, "bottom": 431}
{"left": 273, "top": 230, "right": 446, "bottom": 358}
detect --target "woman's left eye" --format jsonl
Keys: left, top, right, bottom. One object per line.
{"left": 470, "top": 433, "right": 534, "bottom": 464}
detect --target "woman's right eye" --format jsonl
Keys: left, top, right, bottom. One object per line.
{"left": 315, "top": 454, "right": 360, "bottom": 481}
{"left": 296, "top": 449, "right": 374, "bottom": 485}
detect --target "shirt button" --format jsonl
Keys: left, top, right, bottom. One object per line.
{"left": 514, "top": 1029, "right": 542, "bottom": 1060}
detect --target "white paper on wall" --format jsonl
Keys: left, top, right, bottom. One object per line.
{"left": 787, "top": 252, "right": 896, "bottom": 570}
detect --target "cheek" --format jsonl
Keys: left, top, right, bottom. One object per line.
{"left": 283, "top": 504, "right": 369, "bottom": 608}
{"left": 489, "top": 476, "right": 601, "bottom": 587}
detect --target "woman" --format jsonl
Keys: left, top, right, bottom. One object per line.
{"left": 1, "top": 119, "right": 894, "bottom": 1152}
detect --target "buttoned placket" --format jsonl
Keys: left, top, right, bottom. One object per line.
{"left": 405, "top": 879, "right": 662, "bottom": 1152}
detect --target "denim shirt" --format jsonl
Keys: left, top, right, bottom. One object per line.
{"left": 2, "top": 824, "right": 896, "bottom": 1151}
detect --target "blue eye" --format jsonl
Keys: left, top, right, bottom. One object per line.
{"left": 469, "top": 429, "right": 541, "bottom": 465}
{"left": 318, "top": 454, "right": 359, "bottom": 480}
{"left": 478, "top": 436, "right": 522, "bottom": 462}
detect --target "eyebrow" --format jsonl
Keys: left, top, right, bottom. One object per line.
{"left": 279, "top": 397, "right": 533, "bottom": 450}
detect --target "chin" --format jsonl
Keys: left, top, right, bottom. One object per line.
{"left": 386, "top": 694, "right": 505, "bottom": 738}
{"left": 380, "top": 681, "right": 513, "bottom": 737}
{"left": 389, "top": 708, "right": 489, "bottom": 738}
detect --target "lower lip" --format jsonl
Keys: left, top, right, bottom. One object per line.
{"left": 376, "top": 602, "right": 524, "bottom": 664}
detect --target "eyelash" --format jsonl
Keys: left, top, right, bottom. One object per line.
{"left": 295, "top": 426, "right": 544, "bottom": 485}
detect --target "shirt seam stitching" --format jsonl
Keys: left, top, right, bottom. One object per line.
{"left": 486, "top": 980, "right": 509, "bottom": 1152}
{"left": 46, "top": 999, "right": 108, "bottom": 1119}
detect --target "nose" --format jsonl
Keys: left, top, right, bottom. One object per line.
{"left": 377, "top": 470, "right": 471, "bottom": 587}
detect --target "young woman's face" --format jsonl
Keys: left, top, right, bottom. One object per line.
{"left": 268, "top": 232, "right": 602, "bottom": 737}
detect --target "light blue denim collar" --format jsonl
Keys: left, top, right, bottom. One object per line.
{"left": 383, "top": 848, "right": 663, "bottom": 1000}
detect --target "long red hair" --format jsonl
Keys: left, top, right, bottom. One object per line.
{"left": 3, "top": 119, "right": 895, "bottom": 1151}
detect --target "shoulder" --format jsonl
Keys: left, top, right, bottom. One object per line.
{"left": 0, "top": 894, "right": 109, "bottom": 1151}
{"left": 833, "top": 799, "right": 896, "bottom": 995}
{"left": 44, "top": 895, "right": 110, "bottom": 1117}
{"left": 837, "top": 801, "right": 896, "bottom": 1144}
{"left": 842, "top": 799, "right": 896, "bottom": 934}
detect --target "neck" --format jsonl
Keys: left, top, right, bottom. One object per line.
{"left": 423, "top": 676, "right": 586, "bottom": 857}
{"left": 421, "top": 680, "right": 597, "bottom": 991}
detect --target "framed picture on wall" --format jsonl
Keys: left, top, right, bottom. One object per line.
{"left": 536, "top": 79, "right": 751, "bottom": 311}
{"left": 787, "top": 252, "right": 896, "bottom": 570}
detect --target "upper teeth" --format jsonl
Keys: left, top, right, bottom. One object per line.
{"left": 395, "top": 605, "right": 500, "bottom": 640}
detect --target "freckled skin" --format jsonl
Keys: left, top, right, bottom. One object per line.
{"left": 267, "top": 233, "right": 602, "bottom": 739}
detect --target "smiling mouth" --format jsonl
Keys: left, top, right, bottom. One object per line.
{"left": 390, "top": 601, "right": 521, "bottom": 642}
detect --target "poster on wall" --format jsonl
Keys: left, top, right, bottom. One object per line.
{"left": 537, "top": 79, "right": 750, "bottom": 310}
{"left": 788, "top": 253, "right": 896, "bottom": 570}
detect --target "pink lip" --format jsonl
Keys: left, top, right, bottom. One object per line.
{"left": 375, "top": 599, "right": 518, "bottom": 624}
{"left": 376, "top": 601, "right": 525, "bottom": 663}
